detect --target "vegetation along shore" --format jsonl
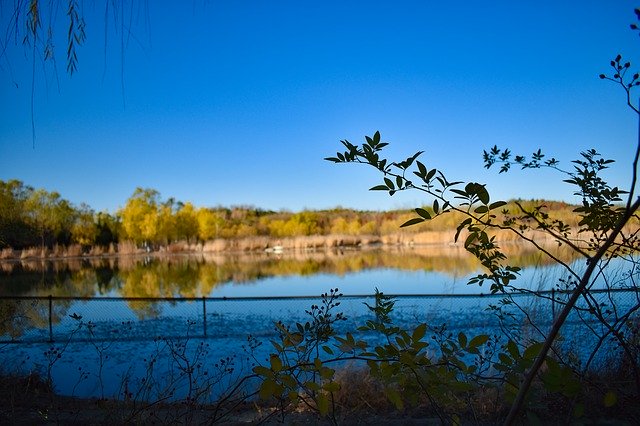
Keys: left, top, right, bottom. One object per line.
{"left": 0, "top": 179, "right": 605, "bottom": 260}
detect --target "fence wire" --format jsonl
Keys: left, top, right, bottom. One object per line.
{"left": 0, "top": 290, "right": 638, "bottom": 403}
{"left": 0, "top": 289, "right": 638, "bottom": 345}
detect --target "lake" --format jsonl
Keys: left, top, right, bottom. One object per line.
{"left": 0, "top": 244, "right": 635, "bottom": 402}
{"left": 0, "top": 243, "right": 577, "bottom": 299}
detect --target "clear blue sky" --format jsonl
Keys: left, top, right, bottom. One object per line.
{"left": 1, "top": 1, "right": 639, "bottom": 213}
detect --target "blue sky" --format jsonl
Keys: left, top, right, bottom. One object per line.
{"left": 1, "top": 1, "right": 639, "bottom": 213}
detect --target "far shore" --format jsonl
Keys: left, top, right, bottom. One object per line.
{"left": 0, "top": 229, "right": 558, "bottom": 263}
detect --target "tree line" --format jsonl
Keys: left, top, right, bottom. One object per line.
{"left": 0, "top": 179, "right": 580, "bottom": 251}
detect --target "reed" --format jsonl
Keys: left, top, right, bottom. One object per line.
{"left": 0, "top": 248, "right": 16, "bottom": 260}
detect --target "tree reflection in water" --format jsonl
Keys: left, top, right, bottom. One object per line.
{"left": 0, "top": 243, "right": 579, "bottom": 322}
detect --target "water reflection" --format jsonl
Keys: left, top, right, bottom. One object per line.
{"left": 0, "top": 242, "right": 588, "bottom": 343}
{"left": 0, "top": 244, "right": 579, "bottom": 298}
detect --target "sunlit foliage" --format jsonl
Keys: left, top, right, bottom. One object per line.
{"left": 1, "top": 179, "right": 590, "bottom": 253}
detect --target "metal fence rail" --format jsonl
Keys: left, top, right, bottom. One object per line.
{"left": 0, "top": 288, "right": 638, "bottom": 344}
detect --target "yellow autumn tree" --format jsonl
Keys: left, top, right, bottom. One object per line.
{"left": 156, "top": 202, "right": 176, "bottom": 244}
{"left": 175, "top": 202, "right": 199, "bottom": 243}
{"left": 119, "top": 188, "right": 160, "bottom": 246}
{"left": 197, "top": 208, "right": 225, "bottom": 241}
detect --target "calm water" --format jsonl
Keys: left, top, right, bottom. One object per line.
{"left": 0, "top": 244, "right": 577, "bottom": 299}
{"left": 0, "top": 245, "right": 635, "bottom": 401}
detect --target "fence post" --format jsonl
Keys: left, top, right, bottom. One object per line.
{"left": 48, "top": 295, "right": 53, "bottom": 343}
{"left": 202, "top": 296, "right": 207, "bottom": 338}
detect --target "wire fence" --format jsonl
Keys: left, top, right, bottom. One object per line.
{"left": 0, "top": 289, "right": 638, "bottom": 402}
{"left": 1, "top": 288, "right": 638, "bottom": 345}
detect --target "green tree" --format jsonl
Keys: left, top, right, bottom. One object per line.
{"left": 94, "top": 211, "right": 119, "bottom": 247}
{"left": 71, "top": 203, "right": 98, "bottom": 247}
{"left": 0, "top": 180, "right": 37, "bottom": 248}
{"left": 24, "top": 188, "right": 75, "bottom": 250}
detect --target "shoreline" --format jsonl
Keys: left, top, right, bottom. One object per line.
{"left": 0, "top": 233, "right": 423, "bottom": 263}
{"left": 0, "top": 229, "right": 559, "bottom": 263}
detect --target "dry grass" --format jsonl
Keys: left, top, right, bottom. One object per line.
{"left": 88, "top": 245, "right": 106, "bottom": 256}
{"left": 19, "top": 246, "right": 46, "bottom": 259}
{"left": 332, "top": 366, "right": 394, "bottom": 415}
{"left": 163, "top": 241, "right": 190, "bottom": 253}
{"left": 63, "top": 244, "right": 83, "bottom": 258}
{"left": 0, "top": 248, "right": 16, "bottom": 260}
{"left": 202, "top": 239, "right": 227, "bottom": 252}
{"left": 116, "top": 241, "right": 139, "bottom": 255}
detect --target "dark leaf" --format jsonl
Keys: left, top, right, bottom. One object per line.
{"left": 455, "top": 218, "right": 472, "bottom": 242}
{"left": 416, "top": 161, "right": 427, "bottom": 176}
{"left": 468, "top": 334, "right": 489, "bottom": 348}
{"left": 415, "top": 208, "right": 432, "bottom": 220}
{"left": 384, "top": 177, "right": 394, "bottom": 189}
{"left": 400, "top": 217, "right": 425, "bottom": 227}
{"left": 370, "top": 185, "right": 389, "bottom": 191}
{"left": 396, "top": 176, "right": 403, "bottom": 188}
{"left": 477, "top": 186, "right": 490, "bottom": 204}
{"left": 450, "top": 189, "right": 468, "bottom": 198}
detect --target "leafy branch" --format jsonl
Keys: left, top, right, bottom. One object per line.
{"left": 326, "top": 133, "right": 588, "bottom": 291}
{"left": 326, "top": 41, "right": 640, "bottom": 426}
